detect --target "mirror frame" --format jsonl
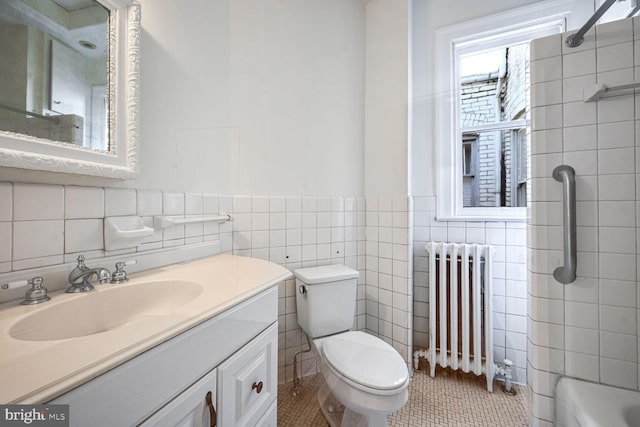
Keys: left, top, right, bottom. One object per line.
{"left": 0, "top": 0, "right": 141, "bottom": 179}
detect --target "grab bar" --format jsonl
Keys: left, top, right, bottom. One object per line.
{"left": 552, "top": 165, "right": 577, "bottom": 284}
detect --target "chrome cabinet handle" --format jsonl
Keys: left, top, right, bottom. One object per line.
{"left": 552, "top": 165, "right": 577, "bottom": 284}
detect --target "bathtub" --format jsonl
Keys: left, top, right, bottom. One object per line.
{"left": 556, "top": 377, "right": 640, "bottom": 427}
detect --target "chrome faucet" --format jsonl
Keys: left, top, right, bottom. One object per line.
{"left": 66, "top": 255, "right": 112, "bottom": 293}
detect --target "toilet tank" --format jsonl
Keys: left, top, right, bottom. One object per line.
{"left": 294, "top": 265, "right": 359, "bottom": 338}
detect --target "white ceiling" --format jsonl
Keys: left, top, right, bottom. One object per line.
{"left": 51, "top": 0, "right": 98, "bottom": 12}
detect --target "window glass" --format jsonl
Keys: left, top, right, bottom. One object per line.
{"left": 458, "top": 43, "right": 529, "bottom": 208}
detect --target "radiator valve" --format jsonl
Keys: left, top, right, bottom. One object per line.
{"left": 496, "top": 358, "right": 517, "bottom": 395}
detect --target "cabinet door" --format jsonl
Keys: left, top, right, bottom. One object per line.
{"left": 255, "top": 401, "right": 277, "bottom": 427}
{"left": 140, "top": 369, "right": 217, "bottom": 427}
{"left": 217, "top": 323, "right": 277, "bottom": 427}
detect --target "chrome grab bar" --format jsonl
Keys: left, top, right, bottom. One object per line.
{"left": 552, "top": 165, "right": 577, "bottom": 284}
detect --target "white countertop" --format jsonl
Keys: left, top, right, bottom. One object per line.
{"left": 0, "top": 254, "right": 291, "bottom": 404}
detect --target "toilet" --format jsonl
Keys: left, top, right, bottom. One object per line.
{"left": 294, "top": 264, "right": 409, "bottom": 427}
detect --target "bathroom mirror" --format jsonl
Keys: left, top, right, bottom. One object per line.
{"left": 0, "top": 0, "right": 140, "bottom": 179}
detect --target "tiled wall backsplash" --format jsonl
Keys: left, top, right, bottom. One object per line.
{"left": 529, "top": 17, "right": 640, "bottom": 427}
{"left": 0, "top": 183, "right": 232, "bottom": 274}
{"left": 412, "top": 196, "right": 528, "bottom": 384}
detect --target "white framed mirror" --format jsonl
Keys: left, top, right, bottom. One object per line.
{"left": 0, "top": 0, "right": 140, "bottom": 179}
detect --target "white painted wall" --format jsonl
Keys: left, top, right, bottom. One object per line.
{"left": 0, "top": 0, "right": 366, "bottom": 197}
{"left": 364, "top": 0, "right": 410, "bottom": 197}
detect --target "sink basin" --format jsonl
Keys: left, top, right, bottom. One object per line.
{"left": 10, "top": 280, "right": 203, "bottom": 341}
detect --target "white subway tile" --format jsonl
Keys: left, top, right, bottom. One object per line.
{"left": 0, "top": 183, "right": 11, "bottom": 221}
{"left": 600, "top": 358, "right": 637, "bottom": 389}
{"left": 599, "top": 253, "right": 636, "bottom": 281}
{"left": 596, "top": 42, "right": 633, "bottom": 72}
{"left": 203, "top": 194, "right": 219, "bottom": 214}
{"left": 598, "top": 174, "right": 635, "bottom": 201}
{"left": 532, "top": 105, "right": 563, "bottom": 130}
{"left": 598, "top": 94, "right": 635, "bottom": 123}
{"left": 0, "top": 222, "right": 11, "bottom": 262}
{"left": 531, "top": 129, "right": 563, "bottom": 154}
{"left": 563, "top": 102, "right": 597, "bottom": 128}
{"left": 600, "top": 331, "right": 637, "bottom": 362}
{"left": 562, "top": 74, "right": 596, "bottom": 103}
{"left": 599, "top": 120, "right": 635, "bottom": 149}
{"left": 599, "top": 227, "right": 635, "bottom": 254}
{"left": 599, "top": 201, "right": 635, "bottom": 227}
{"left": 185, "top": 193, "right": 203, "bottom": 215}
{"left": 531, "top": 56, "right": 562, "bottom": 83}
{"left": 565, "top": 351, "right": 599, "bottom": 382}
{"left": 600, "top": 305, "right": 636, "bottom": 335}
{"left": 565, "top": 301, "right": 598, "bottom": 329}
{"left": 233, "top": 195, "right": 251, "bottom": 213}
{"left": 286, "top": 212, "right": 302, "bottom": 229}
{"left": 531, "top": 80, "right": 562, "bottom": 107}
{"left": 252, "top": 196, "right": 269, "bottom": 213}
{"left": 563, "top": 50, "right": 596, "bottom": 78}
{"left": 65, "top": 219, "right": 103, "bottom": 253}
{"left": 14, "top": 183, "right": 64, "bottom": 220}
{"left": 269, "top": 196, "right": 285, "bottom": 212}
{"left": 564, "top": 125, "right": 597, "bottom": 152}
{"left": 599, "top": 279, "right": 636, "bottom": 308}
{"left": 531, "top": 33, "right": 561, "bottom": 61}
{"left": 105, "top": 188, "right": 136, "bottom": 217}
{"left": 137, "top": 190, "right": 162, "bottom": 216}
{"left": 252, "top": 212, "right": 269, "bottom": 231}
{"left": 64, "top": 186, "right": 104, "bottom": 219}
{"left": 596, "top": 19, "right": 633, "bottom": 47}
{"left": 13, "top": 220, "right": 63, "bottom": 260}
{"left": 565, "top": 326, "right": 598, "bottom": 355}
{"left": 565, "top": 277, "right": 598, "bottom": 304}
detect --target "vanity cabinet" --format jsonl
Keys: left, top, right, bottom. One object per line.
{"left": 140, "top": 369, "right": 217, "bottom": 427}
{"left": 50, "top": 286, "right": 278, "bottom": 427}
{"left": 217, "top": 322, "right": 277, "bottom": 427}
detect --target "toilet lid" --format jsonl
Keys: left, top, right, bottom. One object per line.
{"left": 322, "top": 331, "right": 408, "bottom": 391}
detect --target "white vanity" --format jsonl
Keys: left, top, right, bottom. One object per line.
{"left": 0, "top": 254, "right": 291, "bottom": 427}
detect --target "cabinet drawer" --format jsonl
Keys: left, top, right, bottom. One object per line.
{"left": 217, "top": 323, "right": 277, "bottom": 427}
{"left": 140, "top": 369, "right": 217, "bottom": 427}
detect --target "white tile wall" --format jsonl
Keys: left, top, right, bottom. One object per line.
{"left": 0, "top": 183, "right": 230, "bottom": 273}
{"left": 365, "top": 196, "right": 413, "bottom": 369}
{"left": 529, "top": 19, "right": 640, "bottom": 425}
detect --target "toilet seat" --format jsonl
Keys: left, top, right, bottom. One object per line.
{"left": 321, "top": 331, "right": 409, "bottom": 394}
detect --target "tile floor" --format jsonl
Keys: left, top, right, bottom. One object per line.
{"left": 277, "top": 367, "right": 529, "bottom": 426}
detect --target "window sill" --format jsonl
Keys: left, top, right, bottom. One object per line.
{"left": 435, "top": 214, "right": 526, "bottom": 223}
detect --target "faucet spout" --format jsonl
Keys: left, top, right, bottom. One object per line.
{"left": 66, "top": 256, "right": 112, "bottom": 293}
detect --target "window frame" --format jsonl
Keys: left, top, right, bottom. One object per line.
{"left": 434, "top": 0, "right": 572, "bottom": 221}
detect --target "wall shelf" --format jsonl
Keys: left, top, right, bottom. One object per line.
{"left": 153, "top": 213, "right": 232, "bottom": 230}
{"left": 584, "top": 81, "right": 640, "bottom": 102}
{"left": 105, "top": 216, "right": 155, "bottom": 250}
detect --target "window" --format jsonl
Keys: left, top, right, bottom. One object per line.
{"left": 434, "top": 1, "right": 572, "bottom": 221}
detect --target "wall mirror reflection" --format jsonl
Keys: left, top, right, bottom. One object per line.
{"left": 0, "top": 0, "right": 109, "bottom": 151}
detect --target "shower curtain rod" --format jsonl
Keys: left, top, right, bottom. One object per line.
{"left": 566, "top": 0, "right": 617, "bottom": 47}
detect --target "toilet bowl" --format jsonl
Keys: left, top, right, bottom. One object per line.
{"left": 294, "top": 265, "right": 409, "bottom": 427}
{"left": 313, "top": 331, "right": 409, "bottom": 427}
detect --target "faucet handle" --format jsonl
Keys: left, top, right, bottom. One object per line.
{"left": 2, "top": 277, "right": 50, "bottom": 305}
{"left": 76, "top": 255, "right": 87, "bottom": 268}
{"left": 111, "top": 259, "right": 137, "bottom": 284}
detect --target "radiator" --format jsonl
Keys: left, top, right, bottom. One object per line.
{"left": 414, "top": 242, "right": 496, "bottom": 392}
